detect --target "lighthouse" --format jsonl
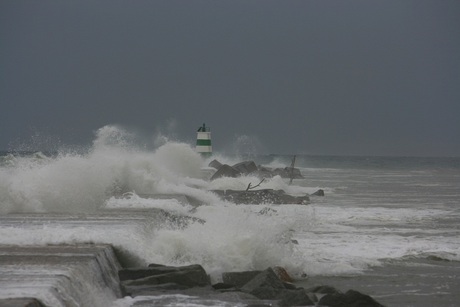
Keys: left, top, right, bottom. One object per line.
{"left": 196, "top": 123, "right": 212, "bottom": 157}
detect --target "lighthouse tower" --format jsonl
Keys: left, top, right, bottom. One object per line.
{"left": 196, "top": 123, "right": 212, "bottom": 157}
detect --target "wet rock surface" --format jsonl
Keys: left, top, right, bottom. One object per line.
{"left": 120, "top": 264, "right": 385, "bottom": 307}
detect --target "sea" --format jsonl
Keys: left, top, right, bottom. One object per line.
{"left": 1, "top": 126, "right": 459, "bottom": 307}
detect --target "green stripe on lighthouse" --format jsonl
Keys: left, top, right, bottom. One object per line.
{"left": 196, "top": 139, "right": 211, "bottom": 146}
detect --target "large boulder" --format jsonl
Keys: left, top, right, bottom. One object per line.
{"left": 318, "top": 289, "right": 385, "bottom": 307}
{"left": 0, "top": 298, "right": 45, "bottom": 307}
{"left": 311, "top": 189, "right": 325, "bottom": 196}
{"left": 222, "top": 271, "right": 263, "bottom": 289}
{"left": 208, "top": 159, "right": 223, "bottom": 170}
{"left": 210, "top": 164, "right": 241, "bottom": 180}
{"left": 240, "top": 268, "right": 286, "bottom": 299}
{"left": 276, "top": 289, "right": 314, "bottom": 307}
{"left": 232, "top": 161, "right": 258, "bottom": 174}
{"left": 239, "top": 268, "right": 314, "bottom": 306}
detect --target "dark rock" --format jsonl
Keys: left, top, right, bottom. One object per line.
{"left": 232, "top": 161, "right": 258, "bottom": 174}
{"left": 119, "top": 264, "right": 210, "bottom": 288}
{"left": 210, "top": 164, "right": 241, "bottom": 180}
{"left": 239, "top": 268, "right": 314, "bottom": 306}
{"left": 117, "top": 263, "right": 384, "bottom": 307}
{"left": 282, "top": 282, "right": 298, "bottom": 290}
{"left": 240, "top": 268, "right": 285, "bottom": 299}
{"left": 318, "top": 289, "right": 385, "bottom": 307}
{"left": 306, "top": 292, "right": 318, "bottom": 304}
{"left": 212, "top": 189, "right": 309, "bottom": 205}
{"left": 122, "top": 282, "right": 190, "bottom": 297}
{"left": 306, "top": 285, "right": 341, "bottom": 294}
{"left": 311, "top": 189, "right": 325, "bottom": 196}
{"left": 222, "top": 271, "right": 263, "bottom": 288}
{"left": 211, "top": 292, "right": 272, "bottom": 306}
{"left": 209, "top": 160, "right": 304, "bottom": 180}
{"left": 0, "top": 298, "right": 45, "bottom": 307}
{"left": 208, "top": 159, "right": 223, "bottom": 170}
{"left": 276, "top": 289, "right": 314, "bottom": 307}
{"left": 212, "top": 282, "right": 237, "bottom": 290}
{"left": 148, "top": 263, "right": 167, "bottom": 268}
{"left": 272, "top": 266, "right": 294, "bottom": 283}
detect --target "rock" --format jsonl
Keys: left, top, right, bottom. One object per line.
{"left": 119, "top": 264, "right": 210, "bottom": 288}
{"left": 239, "top": 268, "right": 314, "bottom": 306}
{"left": 240, "top": 268, "right": 285, "bottom": 299}
{"left": 212, "top": 282, "right": 236, "bottom": 290}
{"left": 210, "top": 164, "right": 241, "bottom": 180}
{"left": 232, "top": 161, "right": 258, "bottom": 174}
{"left": 272, "top": 266, "right": 294, "bottom": 283}
{"left": 208, "top": 159, "right": 223, "bottom": 170}
{"left": 122, "top": 283, "right": 190, "bottom": 296}
{"left": 311, "top": 189, "right": 325, "bottom": 196}
{"left": 212, "top": 189, "right": 309, "bottom": 205}
{"left": 208, "top": 159, "right": 305, "bottom": 180}
{"left": 117, "top": 263, "right": 384, "bottom": 307}
{"left": 0, "top": 298, "right": 45, "bottom": 307}
{"left": 318, "top": 289, "right": 385, "bottom": 307}
{"left": 282, "top": 282, "right": 298, "bottom": 290}
{"left": 306, "top": 285, "right": 340, "bottom": 294}
{"left": 276, "top": 289, "right": 314, "bottom": 307}
{"left": 222, "top": 271, "right": 263, "bottom": 288}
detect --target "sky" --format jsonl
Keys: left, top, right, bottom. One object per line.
{"left": 1, "top": 0, "right": 459, "bottom": 156}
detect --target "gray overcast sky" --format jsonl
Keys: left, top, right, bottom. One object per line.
{"left": 1, "top": 0, "right": 459, "bottom": 156}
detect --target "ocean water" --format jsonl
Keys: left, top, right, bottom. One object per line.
{"left": 1, "top": 126, "right": 459, "bottom": 306}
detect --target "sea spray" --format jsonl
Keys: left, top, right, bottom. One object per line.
{"left": 0, "top": 126, "right": 208, "bottom": 213}
{"left": 0, "top": 125, "right": 310, "bottom": 283}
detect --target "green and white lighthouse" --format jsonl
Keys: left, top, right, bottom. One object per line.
{"left": 196, "top": 123, "right": 212, "bottom": 157}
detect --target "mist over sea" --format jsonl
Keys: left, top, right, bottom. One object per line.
{"left": 1, "top": 126, "right": 459, "bottom": 306}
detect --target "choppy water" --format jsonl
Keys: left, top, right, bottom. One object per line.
{"left": 1, "top": 126, "right": 459, "bottom": 306}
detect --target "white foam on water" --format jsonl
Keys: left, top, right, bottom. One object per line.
{"left": 290, "top": 204, "right": 460, "bottom": 275}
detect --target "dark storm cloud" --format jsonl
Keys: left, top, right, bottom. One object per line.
{"left": 1, "top": 0, "right": 459, "bottom": 156}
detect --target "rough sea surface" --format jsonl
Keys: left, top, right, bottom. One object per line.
{"left": 1, "top": 126, "right": 459, "bottom": 306}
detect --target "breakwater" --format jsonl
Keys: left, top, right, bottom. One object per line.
{"left": 0, "top": 243, "right": 384, "bottom": 307}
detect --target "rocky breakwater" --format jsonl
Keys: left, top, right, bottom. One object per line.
{"left": 119, "top": 263, "right": 385, "bottom": 307}
{"left": 208, "top": 159, "right": 324, "bottom": 205}
{"left": 209, "top": 160, "right": 304, "bottom": 181}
